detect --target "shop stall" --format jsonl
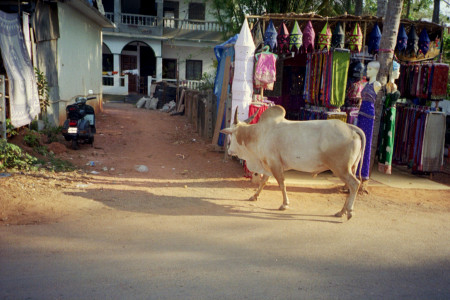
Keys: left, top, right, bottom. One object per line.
{"left": 219, "top": 13, "right": 448, "bottom": 176}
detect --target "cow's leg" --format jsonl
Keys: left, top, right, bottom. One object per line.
{"left": 271, "top": 168, "right": 289, "bottom": 210}
{"left": 249, "top": 174, "right": 270, "bottom": 201}
{"left": 335, "top": 172, "right": 360, "bottom": 220}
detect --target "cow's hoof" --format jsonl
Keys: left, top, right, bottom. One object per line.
{"left": 334, "top": 210, "right": 345, "bottom": 217}
{"left": 347, "top": 212, "right": 353, "bottom": 220}
{"left": 248, "top": 196, "right": 258, "bottom": 201}
{"left": 279, "top": 204, "right": 289, "bottom": 211}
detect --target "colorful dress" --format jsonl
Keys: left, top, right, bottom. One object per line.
{"left": 356, "top": 82, "right": 377, "bottom": 180}
{"left": 378, "top": 88, "right": 400, "bottom": 174}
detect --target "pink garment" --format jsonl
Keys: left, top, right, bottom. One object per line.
{"left": 254, "top": 52, "right": 277, "bottom": 90}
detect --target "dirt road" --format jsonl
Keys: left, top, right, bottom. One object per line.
{"left": 1, "top": 102, "right": 449, "bottom": 299}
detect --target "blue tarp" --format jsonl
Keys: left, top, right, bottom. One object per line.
{"left": 213, "top": 34, "right": 238, "bottom": 146}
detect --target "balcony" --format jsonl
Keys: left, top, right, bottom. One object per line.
{"left": 162, "top": 18, "right": 225, "bottom": 32}
{"left": 104, "top": 12, "right": 225, "bottom": 33}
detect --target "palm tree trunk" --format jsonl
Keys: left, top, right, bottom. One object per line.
{"left": 368, "top": 0, "right": 404, "bottom": 178}
{"left": 355, "top": 0, "right": 363, "bottom": 15}
{"left": 432, "top": 0, "right": 440, "bottom": 23}
{"left": 376, "top": 0, "right": 388, "bottom": 18}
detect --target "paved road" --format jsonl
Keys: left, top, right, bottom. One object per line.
{"left": 1, "top": 180, "right": 449, "bottom": 300}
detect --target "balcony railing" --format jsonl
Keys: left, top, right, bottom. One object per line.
{"left": 163, "top": 18, "right": 225, "bottom": 32}
{"left": 104, "top": 12, "right": 157, "bottom": 27}
{"left": 122, "top": 13, "right": 157, "bottom": 26}
{"left": 104, "top": 13, "right": 224, "bottom": 32}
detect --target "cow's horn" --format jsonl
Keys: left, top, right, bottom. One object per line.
{"left": 233, "top": 107, "right": 239, "bottom": 125}
{"left": 244, "top": 107, "right": 260, "bottom": 124}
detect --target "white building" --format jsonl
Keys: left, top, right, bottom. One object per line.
{"left": 0, "top": 0, "right": 114, "bottom": 126}
{"left": 101, "top": 0, "right": 226, "bottom": 95}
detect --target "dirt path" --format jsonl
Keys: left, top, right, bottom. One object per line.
{"left": 1, "top": 102, "right": 449, "bottom": 299}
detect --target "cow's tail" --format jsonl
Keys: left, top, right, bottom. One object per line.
{"left": 349, "top": 124, "right": 366, "bottom": 182}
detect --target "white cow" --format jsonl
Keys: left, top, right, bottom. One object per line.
{"left": 221, "top": 105, "right": 366, "bottom": 219}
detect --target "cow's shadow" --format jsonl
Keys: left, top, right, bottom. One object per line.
{"left": 66, "top": 186, "right": 345, "bottom": 224}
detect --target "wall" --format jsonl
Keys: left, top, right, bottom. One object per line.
{"left": 55, "top": 3, "right": 104, "bottom": 124}
{"left": 162, "top": 41, "right": 216, "bottom": 80}
{"left": 176, "top": 0, "right": 216, "bottom": 22}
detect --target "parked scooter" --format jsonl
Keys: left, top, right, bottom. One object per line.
{"left": 61, "top": 95, "right": 96, "bottom": 150}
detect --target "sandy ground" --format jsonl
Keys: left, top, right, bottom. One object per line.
{"left": 0, "top": 102, "right": 449, "bottom": 299}
{"left": 1, "top": 102, "right": 449, "bottom": 226}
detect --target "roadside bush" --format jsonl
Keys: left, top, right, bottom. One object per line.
{"left": 23, "top": 129, "right": 41, "bottom": 148}
{"left": 0, "top": 139, "right": 38, "bottom": 171}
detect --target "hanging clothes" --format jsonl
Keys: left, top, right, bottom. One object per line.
{"left": 378, "top": 87, "right": 401, "bottom": 174}
{"left": 420, "top": 113, "right": 446, "bottom": 172}
{"left": 430, "top": 64, "right": 449, "bottom": 100}
{"left": 346, "top": 79, "right": 366, "bottom": 107}
{"left": 329, "top": 50, "right": 350, "bottom": 108}
{"left": 356, "top": 82, "right": 377, "bottom": 180}
{"left": 254, "top": 47, "right": 277, "bottom": 91}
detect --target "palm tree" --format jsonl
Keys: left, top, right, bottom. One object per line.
{"left": 369, "top": 0, "right": 404, "bottom": 180}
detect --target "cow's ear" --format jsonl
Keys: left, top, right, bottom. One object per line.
{"left": 220, "top": 127, "right": 233, "bottom": 135}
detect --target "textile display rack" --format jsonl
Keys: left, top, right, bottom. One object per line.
{"left": 219, "top": 13, "right": 448, "bottom": 178}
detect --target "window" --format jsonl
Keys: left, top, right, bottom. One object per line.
{"left": 186, "top": 60, "right": 202, "bottom": 80}
{"left": 188, "top": 3, "right": 205, "bottom": 20}
{"left": 163, "top": 59, "right": 177, "bottom": 79}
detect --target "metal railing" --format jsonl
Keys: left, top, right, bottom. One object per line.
{"left": 163, "top": 17, "right": 224, "bottom": 32}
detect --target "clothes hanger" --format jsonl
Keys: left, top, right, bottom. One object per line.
{"left": 255, "top": 45, "right": 278, "bottom": 60}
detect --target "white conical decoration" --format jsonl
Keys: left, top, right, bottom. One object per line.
{"left": 232, "top": 18, "right": 255, "bottom": 122}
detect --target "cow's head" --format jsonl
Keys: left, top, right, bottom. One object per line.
{"left": 220, "top": 107, "right": 259, "bottom": 157}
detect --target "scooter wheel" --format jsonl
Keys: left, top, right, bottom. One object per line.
{"left": 72, "top": 139, "right": 79, "bottom": 150}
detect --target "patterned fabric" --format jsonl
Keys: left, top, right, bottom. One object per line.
{"left": 264, "top": 20, "right": 277, "bottom": 51}
{"left": 378, "top": 90, "right": 400, "bottom": 174}
{"left": 421, "top": 113, "right": 446, "bottom": 172}
{"left": 418, "top": 28, "right": 430, "bottom": 55}
{"left": 326, "top": 112, "right": 347, "bottom": 122}
{"left": 277, "top": 22, "right": 290, "bottom": 54}
{"left": 357, "top": 82, "right": 377, "bottom": 179}
{"left": 348, "top": 24, "right": 362, "bottom": 53}
{"left": 407, "top": 26, "right": 419, "bottom": 56}
{"left": 302, "top": 21, "right": 315, "bottom": 53}
{"left": 289, "top": 21, "right": 302, "bottom": 53}
{"left": 251, "top": 22, "right": 264, "bottom": 50}
{"left": 330, "top": 50, "right": 350, "bottom": 108}
{"left": 430, "top": 64, "right": 449, "bottom": 99}
{"left": 331, "top": 22, "right": 345, "bottom": 49}
{"left": 254, "top": 52, "right": 277, "bottom": 90}
{"left": 318, "top": 22, "right": 331, "bottom": 51}
{"left": 396, "top": 24, "right": 408, "bottom": 53}
{"left": 346, "top": 80, "right": 366, "bottom": 107}
{"left": 368, "top": 24, "right": 381, "bottom": 54}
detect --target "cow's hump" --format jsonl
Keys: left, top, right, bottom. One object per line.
{"left": 258, "top": 105, "right": 286, "bottom": 124}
